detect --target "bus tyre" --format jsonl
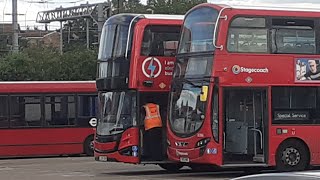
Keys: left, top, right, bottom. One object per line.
{"left": 276, "top": 139, "right": 309, "bottom": 172}
{"left": 84, "top": 135, "right": 94, "bottom": 156}
{"left": 158, "top": 164, "right": 183, "bottom": 172}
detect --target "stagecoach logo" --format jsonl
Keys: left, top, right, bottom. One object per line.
{"left": 232, "top": 65, "right": 241, "bottom": 74}
{"left": 232, "top": 65, "right": 269, "bottom": 74}
{"left": 142, "top": 57, "right": 162, "bottom": 78}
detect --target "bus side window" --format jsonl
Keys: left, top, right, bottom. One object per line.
{"left": 272, "top": 87, "right": 318, "bottom": 124}
{"left": 227, "top": 17, "right": 267, "bottom": 53}
{"left": 0, "top": 96, "right": 9, "bottom": 128}
{"left": 271, "top": 19, "right": 316, "bottom": 54}
{"left": 45, "top": 95, "right": 75, "bottom": 126}
{"left": 77, "top": 94, "right": 97, "bottom": 127}
{"left": 9, "top": 96, "right": 42, "bottom": 127}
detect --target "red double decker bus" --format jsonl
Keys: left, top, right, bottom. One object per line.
{"left": 95, "top": 14, "right": 183, "bottom": 170}
{"left": 0, "top": 81, "right": 97, "bottom": 157}
{"left": 167, "top": 3, "right": 320, "bottom": 171}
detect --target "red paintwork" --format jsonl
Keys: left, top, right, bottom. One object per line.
{"left": 94, "top": 127, "right": 139, "bottom": 164}
{"left": 129, "top": 18, "right": 182, "bottom": 92}
{"left": 0, "top": 81, "right": 96, "bottom": 93}
{"left": 95, "top": 151, "right": 138, "bottom": 164}
{"left": 0, "top": 127, "right": 95, "bottom": 157}
{"left": 95, "top": 141, "right": 117, "bottom": 152}
{"left": 168, "top": 3, "right": 320, "bottom": 167}
{"left": 0, "top": 81, "right": 96, "bottom": 157}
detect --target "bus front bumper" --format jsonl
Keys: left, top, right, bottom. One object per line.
{"left": 167, "top": 145, "right": 220, "bottom": 165}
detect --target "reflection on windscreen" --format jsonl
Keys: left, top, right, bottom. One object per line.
{"left": 98, "top": 24, "right": 129, "bottom": 60}
{"left": 169, "top": 82, "right": 208, "bottom": 135}
{"left": 173, "top": 56, "right": 213, "bottom": 78}
{"left": 178, "top": 7, "right": 218, "bottom": 54}
{"left": 97, "top": 92, "right": 136, "bottom": 136}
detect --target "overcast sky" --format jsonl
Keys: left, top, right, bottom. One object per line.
{"left": 1, "top": 0, "right": 320, "bottom": 30}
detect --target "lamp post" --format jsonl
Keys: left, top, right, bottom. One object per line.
{"left": 5, "top": 12, "right": 25, "bottom": 53}
{"left": 118, "top": 0, "right": 120, "bottom": 13}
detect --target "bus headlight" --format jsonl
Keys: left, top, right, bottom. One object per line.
{"left": 195, "top": 138, "right": 210, "bottom": 148}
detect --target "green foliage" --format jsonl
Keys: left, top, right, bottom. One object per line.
{"left": 110, "top": 0, "right": 207, "bottom": 15}
{"left": 111, "top": 0, "right": 148, "bottom": 14}
{"left": 146, "top": 0, "right": 207, "bottom": 14}
{"left": 0, "top": 0, "right": 209, "bottom": 81}
{"left": 0, "top": 47, "right": 97, "bottom": 81}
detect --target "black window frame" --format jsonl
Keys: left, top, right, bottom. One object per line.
{"left": 271, "top": 18, "right": 317, "bottom": 54}
{"left": 271, "top": 86, "right": 320, "bottom": 125}
{"left": 140, "top": 25, "right": 181, "bottom": 57}
{"left": 77, "top": 93, "right": 98, "bottom": 127}
{"left": 227, "top": 16, "right": 269, "bottom": 54}
{"left": 0, "top": 93, "right": 97, "bottom": 129}
{"left": 0, "top": 95, "right": 9, "bottom": 128}
{"left": 44, "top": 94, "right": 77, "bottom": 127}
{"left": 9, "top": 94, "right": 43, "bottom": 128}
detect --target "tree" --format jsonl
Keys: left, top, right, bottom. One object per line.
{"left": 147, "top": 0, "right": 207, "bottom": 14}
{"left": 110, "top": 0, "right": 148, "bottom": 14}
{"left": 0, "top": 46, "right": 97, "bottom": 81}
{"left": 111, "top": 0, "right": 127, "bottom": 13}
{"left": 124, "top": 0, "right": 148, "bottom": 13}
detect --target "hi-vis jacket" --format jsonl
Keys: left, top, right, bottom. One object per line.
{"left": 143, "top": 103, "right": 162, "bottom": 131}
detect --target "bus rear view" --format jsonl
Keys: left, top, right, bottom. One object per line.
{"left": 95, "top": 14, "right": 183, "bottom": 170}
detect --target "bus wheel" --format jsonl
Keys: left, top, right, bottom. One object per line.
{"left": 84, "top": 135, "right": 94, "bottom": 156}
{"left": 158, "top": 163, "right": 183, "bottom": 172}
{"left": 276, "top": 139, "right": 309, "bottom": 172}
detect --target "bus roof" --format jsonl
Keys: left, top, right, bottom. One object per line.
{"left": 111, "top": 13, "right": 184, "bottom": 20}
{"left": 142, "top": 14, "right": 184, "bottom": 20}
{"left": 0, "top": 81, "right": 97, "bottom": 93}
{"left": 213, "top": 3, "right": 320, "bottom": 13}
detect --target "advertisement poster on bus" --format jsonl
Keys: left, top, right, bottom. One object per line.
{"left": 296, "top": 58, "right": 320, "bottom": 82}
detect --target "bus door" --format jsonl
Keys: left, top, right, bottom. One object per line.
{"left": 139, "top": 92, "right": 169, "bottom": 162}
{"left": 223, "top": 88, "right": 268, "bottom": 164}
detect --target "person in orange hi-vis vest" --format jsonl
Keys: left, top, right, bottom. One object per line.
{"left": 143, "top": 102, "right": 163, "bottom": 161}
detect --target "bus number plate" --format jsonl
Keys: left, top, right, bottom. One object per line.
{"left": 180, "top": 157, "right": 189, "bottom": 163}
{"left": 99, "top": 156, "right": 108, "bottom": 162}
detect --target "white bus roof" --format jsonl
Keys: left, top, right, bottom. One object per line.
{"left": 143, "top": 14, "right": 184, "bottom": 20}
{"left": 220, "top": 3, "right": 320, "bottom": 13}
{"left": 116, "top": 13, "right": 184, "bottom": 20}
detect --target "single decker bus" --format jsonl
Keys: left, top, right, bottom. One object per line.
{"left": 0, "top": 81, "right": 97, "bottom": 157}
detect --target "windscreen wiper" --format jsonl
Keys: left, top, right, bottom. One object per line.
{"left": 183, "top": 79, "right": 202, "bottom": 88}
{"left": 109, "top": 126, "right": 124, "bottom": 133}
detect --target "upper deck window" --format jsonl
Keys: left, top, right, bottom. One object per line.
{"left": 141, "top": 25, "right": 180, "bottom": 57}
{"left": 227, "top": 17, "right": 268, "bottom": 53}
{"left": 98, "top": 24, "right": 129, "bottom": 60}
{"left": 271, "top": 19, "right": 315, "bottom": 54}
{"left": 178, "top": 7, "right": 218, "bottom": 54}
